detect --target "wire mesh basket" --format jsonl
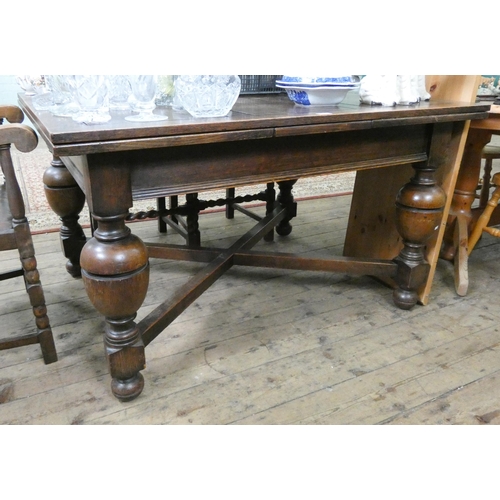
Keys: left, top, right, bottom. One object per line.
{"left": 239, "top": 75, "right": 283, "bottom": 94}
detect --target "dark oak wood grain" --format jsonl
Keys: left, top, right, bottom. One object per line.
{"left": 18, "top": 92, "right": 490, "bottom": 400}
{"left": 0, "top": 106, "right": 57, "bottom": 364}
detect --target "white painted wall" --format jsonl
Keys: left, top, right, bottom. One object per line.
{"left": 0, "top": 75, "right": 21, "bottom": 106}
{"left": 1, "top": 75, "right": 35, "bottom": 127}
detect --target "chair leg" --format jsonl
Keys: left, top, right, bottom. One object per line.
{"left": 169, "top": 195, "right": 179, "bottom": 224}
{"left": 157, "top": 197, "right": 167, "bottom": 233}
{"left": 226, "top": 188, "right": 235, "bottom": 219}
{"left": 16, "top": 221, "right": 57, "bottom": 364}
{"left": 157, "top": 196, "right": 180, "bottom": 234}
{"left": 185, "top": 193, "right": 201, "bottom": 246}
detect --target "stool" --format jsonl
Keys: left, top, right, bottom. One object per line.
{"left": 469, "top": 171, "right": 500, "bottom": 253}
{"left": 478, "top": 144, "right": 500, "bottom": 209}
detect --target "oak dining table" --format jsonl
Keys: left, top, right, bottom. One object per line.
{"left": 18, "top": 92, "right": 489, "bottom": 401}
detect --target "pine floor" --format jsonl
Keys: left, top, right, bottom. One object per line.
{"left": 1, "top": 194, "right": 499, "bottom": 425}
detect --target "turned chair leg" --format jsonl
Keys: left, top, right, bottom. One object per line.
{"left": 468, "top": 172, "right": 500, "bottom": 254}
{"left": 158, "top": 195, "right": 179, "bottom": 234}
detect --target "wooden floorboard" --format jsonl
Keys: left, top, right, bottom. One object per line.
{"left": 0, "top": 194, "right": 499, "bottom": 424}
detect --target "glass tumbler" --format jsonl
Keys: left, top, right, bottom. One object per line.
{"left": 72, "top": 75, "right": 111, "bottom": 124}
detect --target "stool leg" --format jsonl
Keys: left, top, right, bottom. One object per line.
{"left": 468, "top": 185, "right": 500, "bottom": 254}
{"left": 479, "top": 158, "right": 493, "bottom": 209}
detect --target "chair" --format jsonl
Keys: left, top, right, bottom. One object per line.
{"left": 0, "top": 105, "right": 57, "bottom": 364}
{"left": 156, "top": 184, "right": 278, "bottom": 246}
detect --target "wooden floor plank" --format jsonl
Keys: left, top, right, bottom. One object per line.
{"left": 1, "top": 195, "right": 500, "bottom": 424}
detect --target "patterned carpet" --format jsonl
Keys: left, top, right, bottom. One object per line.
{"left": 12, "top": 143, "right": 356, "bottom": 233}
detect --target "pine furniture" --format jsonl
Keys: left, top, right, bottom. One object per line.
{"left": 441, "top": 104, "right": 500, "bottom": 295}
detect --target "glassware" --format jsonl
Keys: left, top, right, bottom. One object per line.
{"left": 16, "top": 75, "right": 46, "bottom": 96}
{"left": 174, "top": 75, "right": 241, "bottom": 118}
{"left": 72, "top": 75, "right": 111, "bottom": 124}
{"left": 17, "top": 75, "right": 54, "bottom": 111}
{"left": 155, "top": 75, "right": 176, "bottom": 107}
{"left": 108, "top": 75, "right": 132, "bottom": 111}
{"left": 45, "top": 75, "right": 80, "bottom": 117}
{"left": 125, "top": 75, "right": 168, "bottom": 122}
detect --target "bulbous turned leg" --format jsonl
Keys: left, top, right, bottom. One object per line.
{"left": 43, "top": 156, "right": 87, "bottom": 277}
{"left": 276, "top": 180, "right": 297, "bottom": 236}
{"left": 80, "top": 214, "right": 150, "bottom": 401}
{"left": 393, "top": 163, "right": 446, "bottom": 309}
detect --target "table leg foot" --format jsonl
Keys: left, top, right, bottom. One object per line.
{"left": 111, "top": 373, "right": 145, "bottom": 402}
{"left": 393, "top": 288, "right": 418, "bottom": 310}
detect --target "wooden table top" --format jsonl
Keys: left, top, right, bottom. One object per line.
{"left": 470, "top": 104, "right": 500, "bottom": 131}
{"left": 18, "top": 92, "right": 491, "bottom": 156}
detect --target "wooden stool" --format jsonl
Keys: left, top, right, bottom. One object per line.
{"left": 0, "top": 107, "right": 57, "bottom": 364}
{"left": 468, "top": 171, "right": 500, "bottom": 253}
{"left": 478, "top": 144, "right": 500, "bottom": 208}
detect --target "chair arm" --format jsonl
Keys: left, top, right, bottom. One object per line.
{"left": 0, "top": 123, "right": 38, "bottom": 152}
{"left": 0, "top": 105, "right": 24, "bottom": 124}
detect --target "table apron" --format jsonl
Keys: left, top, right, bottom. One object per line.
{"left": 62, "top": 123, "right": 432, "bottom": 201}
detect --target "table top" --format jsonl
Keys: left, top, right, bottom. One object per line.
{"left": 470, "top": 104, "right": 500, "bottom": 132}
{"left": 18, "top": 92, "right": 491, "bottom": 156}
